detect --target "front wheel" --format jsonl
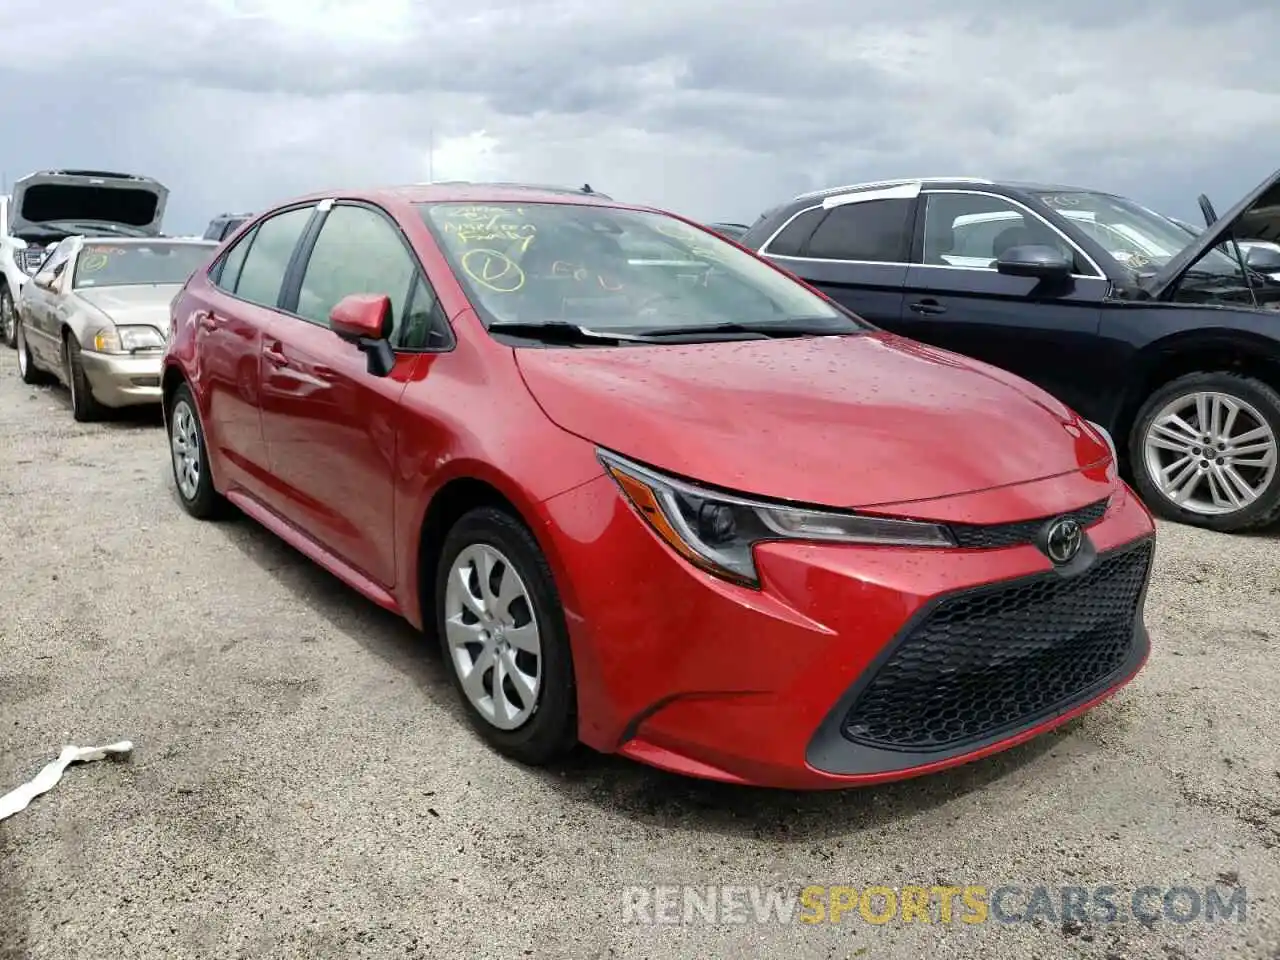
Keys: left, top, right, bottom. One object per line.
{"left": 1, "top": 286, "right": 17, "bottom": 349}
{"left": 64, "top": 335, "right": 106, "bottom": 422}
{"left": 1128, "top": 371, "right": 1280, "bottom": 532}
{"left": 434, "top": 507, "right": 577, "bottom": 765}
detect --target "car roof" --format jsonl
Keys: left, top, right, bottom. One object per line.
{"left": 279, "top": 181, "right": 629, "bottom": 210}
{"left": 789, "top": 176, "right": 1101, "bottom": 204}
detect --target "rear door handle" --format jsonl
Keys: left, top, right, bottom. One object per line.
{"left": 908, "top": 299, "right": 947, "bottom": 316}
{"left": 198, "top": 312, "right": 223, "bottom": 332}
{"left": 263, "top": 341, "right": 289, "bottom": 367}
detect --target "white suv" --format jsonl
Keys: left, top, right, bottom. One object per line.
{"left": 1, "top": 169, "right": 168, "bottom": 348}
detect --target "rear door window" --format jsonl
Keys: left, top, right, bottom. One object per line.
{"left": 233, "top": 206, "right": 313, "bottom": 308}
{"left": 803, "top": 199, "right": 913, "bottom": 262}
{"left": 762, "top": 207, "right": 825, "bottom": 257}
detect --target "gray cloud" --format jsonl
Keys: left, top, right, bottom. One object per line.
{"left": 1, "top": 0, "right": 1278, "bottom": 232}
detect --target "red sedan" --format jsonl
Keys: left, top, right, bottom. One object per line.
{"left": 161, "top": 183, "right": 1156, "bottom": 789}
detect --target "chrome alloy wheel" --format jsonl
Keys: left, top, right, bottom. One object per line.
{"left": 443, "top": 543, "right": 542, "bottom": 730}
{"left": 15, "top": 322, "right": 28, "bottom": 377}
{"left": 170, "top": 399, "right": 202, "bottom": 501}
{"left": 1143, "top": 390, "right": 1278, "bottom": 516}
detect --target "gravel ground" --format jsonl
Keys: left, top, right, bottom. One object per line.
{"left": 2, "top": 356, "right": 1279, "bottom": 960}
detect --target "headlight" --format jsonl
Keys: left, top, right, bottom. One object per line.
{"left": 598, "top": 449, "right": 955, "bottom": 587}
{"left": 88, "top": 325, "right": 166, "bottom": 354}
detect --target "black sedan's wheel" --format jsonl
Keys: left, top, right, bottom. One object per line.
{"left": 434, "top": 507, "right": 577, "bottom": 765}
{"left": 1129, "top": 371, "right": 1280, "bottom": 532}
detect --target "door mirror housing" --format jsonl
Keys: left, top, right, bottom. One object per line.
{"left": 995, "top": 245, "right": 1072, "bottom": 281}
{"left": 32, "top": 270, "right": 56, "bottom": 290}
{"left": 1244, "top": 244, "right": 1280, "bottom": 273}
{"left": 329, "top": 293, "right": 396, "bottom": 378}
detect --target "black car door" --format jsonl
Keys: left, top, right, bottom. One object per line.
{"left": 756, "top": 190, "right": 914, "bottom": 327}
{"left": 895, "top": 189, "right": 1110, "bottom": 419}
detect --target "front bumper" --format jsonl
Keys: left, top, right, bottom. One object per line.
{"left": 538, "top": 472, "right": 1156, "bottom": 790}
{"left": 77, "top": 350, "right": 163, "bottom": 407}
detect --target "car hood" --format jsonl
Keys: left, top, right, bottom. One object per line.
{"left": 515, "top": 332, "right": 1110, "bottom": 510}
{"left": 8, "top": 170, "right": 167, "bottom": 239}
{"left": 1145, "top": 167, "right": 1280, "bottom": 299}
{"left": 75, "top": 284, "right": 180, "bottom": 331}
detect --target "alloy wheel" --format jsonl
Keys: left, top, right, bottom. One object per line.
{"left": 1143, "top": 390, "right": 1278, "bottom": 516}
{"left": 16, "top": 323, "right": 27, "bottom": 377}
{"left": 443, "top": 543, "right": 543, "bottom": 730}
{"left": 170, "top": 399, "right": 202, "bottom": 501}
{"left": 0, "top": 291, "right": 14, "bottom": 346}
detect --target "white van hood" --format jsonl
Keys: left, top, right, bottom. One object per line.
{"left": 8, "top": 170, "right": 168, "bottom": 239}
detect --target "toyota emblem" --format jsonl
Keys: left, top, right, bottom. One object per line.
{"left": 1043, "top": 517, "right": 1084, "bottom": 565}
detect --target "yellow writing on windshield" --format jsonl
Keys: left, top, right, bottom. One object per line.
{"left": 444, "top": 217, "right": 537, "bottom": 253}
{"left": 79, "top": 253, "right": 110, "bottom": 273}
{"left": 461, "top": 248, "right": 526, "bottom": 293}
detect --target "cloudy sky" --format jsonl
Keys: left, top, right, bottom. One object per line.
{"left": 2, "top": 0, "right": 1277, "bottom": 234}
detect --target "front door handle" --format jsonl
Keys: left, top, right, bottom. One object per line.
{"left": 263, "top": 341, "right": 289, "bottom": 367}
{"left": 908, "top": 299, "right": 947, "bottom": 316}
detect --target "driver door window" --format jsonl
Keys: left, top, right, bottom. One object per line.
{"left": 921, "top": 193, "right": 1077, "bottom": 271}
{"left": 293, "top": 203, "right": 448, "bottom": 349}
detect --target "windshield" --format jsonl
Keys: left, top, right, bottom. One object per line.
{"left": 73, "top": 242, "right": 214, "bottom": 288}
{"left": 419, "top": 201, "right": 860, "bottom": 338}
{"left": 1036, "top": 191, "right": 1240, "bottom": 274}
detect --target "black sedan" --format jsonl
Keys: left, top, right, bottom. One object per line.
{"left": 739, "top": 172, "right": 1280, "bottom": 533}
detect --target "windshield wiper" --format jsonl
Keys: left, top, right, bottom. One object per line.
{"left": 486, "top": 321, "right": 657, "bottom": 344}
{"left": 628, "top": 319, "right": 855, "bottom": 339}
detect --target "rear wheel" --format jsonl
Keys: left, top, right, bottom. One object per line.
{"left": 1128, "top": 371, "right": 1280, "bottom": 532}
{"left": 16, "top": 319, "right": 49, "bottom": 385}
{"left": 167, "top": 382, "right": 227, "bottom": 519}
{"left": 63, "top": 334, "right": 105, "bottom": 422}
{"left": 434, "top": 507, "right": 577, "bottom": 765}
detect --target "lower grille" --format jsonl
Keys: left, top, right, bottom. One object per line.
{"left": 841, "top": 539, "right": 1153, "bottom": 751}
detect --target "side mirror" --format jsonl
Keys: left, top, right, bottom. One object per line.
{"left": 995, "top": 245, "right": 1072, "bottom": 281}
{"left": 1244, "top": 245, "right": 1280, "bottom": 273}
{"left": 329, "top": 293, "right": 396, "bottom": 378}
{"left": 32, "top": 270, "right": 56, "bottom": 290}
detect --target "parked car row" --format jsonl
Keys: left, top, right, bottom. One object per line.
{"left": 1, "top": 165, "right": 1271, "bottom": 789}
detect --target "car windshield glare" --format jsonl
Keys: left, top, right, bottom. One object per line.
{"left": 73, "top": 242, "right": 213, "bottom": 288}
{"left": 418, "top": 201, "right": 860, "bottom": 336}
{"left": 1037, "top": 191, "right": 1239, "bottom": 274}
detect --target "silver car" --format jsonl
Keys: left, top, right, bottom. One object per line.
{"left": 14, "top": 236, "right": 217, "bottom": 420}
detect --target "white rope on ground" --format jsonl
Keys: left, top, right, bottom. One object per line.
{"left": 0, "top": 741, "right": 134, "bottom": 821}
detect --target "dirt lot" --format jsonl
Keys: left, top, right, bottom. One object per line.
{"left": 1, "top": 356, "right": 1279, "bottom": 960}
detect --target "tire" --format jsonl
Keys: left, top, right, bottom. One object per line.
{"left": 167, "top": 382, "right": 227, "bottom": 520}
{"left": 0, "top": 285, "right": 16, "bottom": 350}
{"left": 1127, "top": 371, "right": 1280, "bottom": 532}
{"left": 63, "top": 334, "right": 106, "bottom": 422}
{"left": 15, "top": 318, "right": 49, "bottom": 385}
{"left": 434, "top": 507, "right": 577, "bottom": 765}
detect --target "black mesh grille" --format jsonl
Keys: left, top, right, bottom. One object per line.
{"left": 948, "top": 499, "right": 1109, "bottom": 550}
{"left": 841, "top": 539, "right": 1153, "bottom": 751}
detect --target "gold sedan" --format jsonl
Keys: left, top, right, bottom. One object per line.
{"left": 14, "top": 237, "right": 217, "bottom": 421}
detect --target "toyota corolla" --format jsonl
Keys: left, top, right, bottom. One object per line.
{"left": 161, "top": 183, "right": 1156, "bottom": 789}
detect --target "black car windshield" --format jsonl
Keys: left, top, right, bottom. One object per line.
{"left": 418, "top": 201, "right": 861, "bottom": 338}
{"left": 1036, "top": 191, "right": 1240, "bottom": 274}
{"left": 73, "top": 242, "right": 214, "bottom": 288}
